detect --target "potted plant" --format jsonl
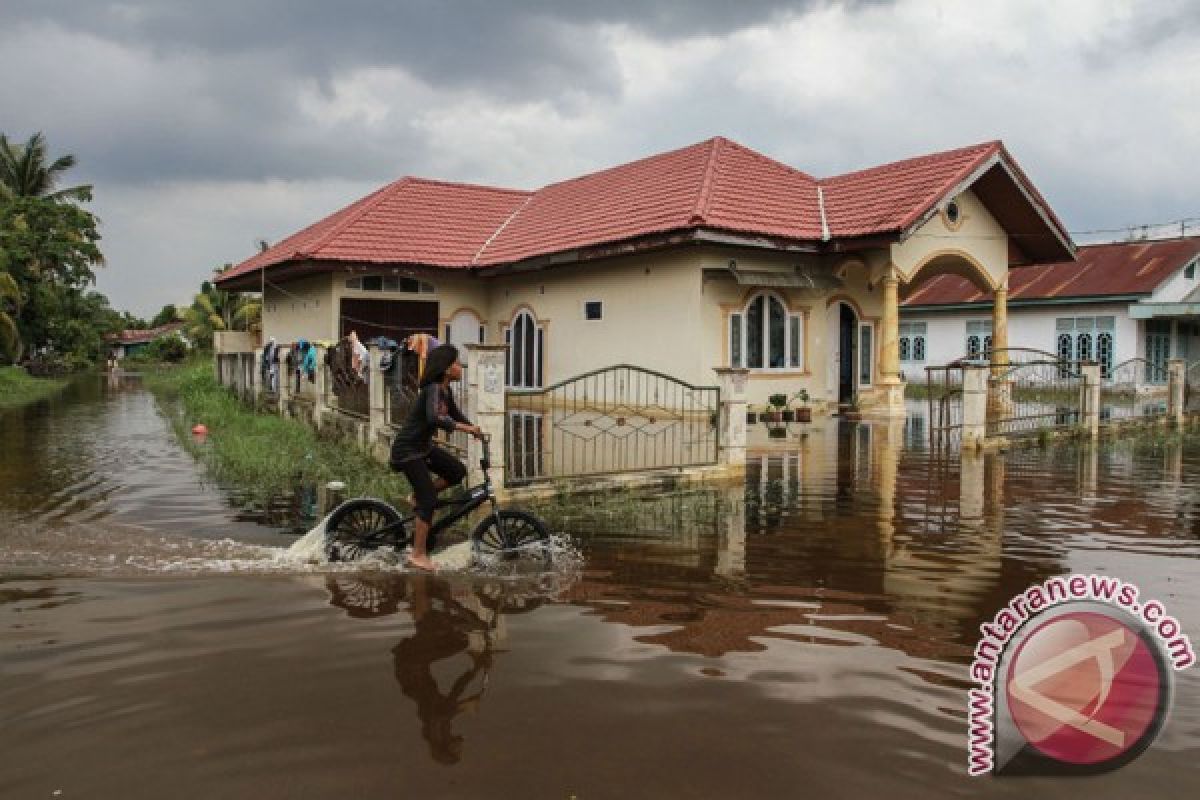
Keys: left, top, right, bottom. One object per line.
{"left": 746, "top": 405, "right": 759, "bottom": 425}
{"left": 842, "top": 393, "right": 863, "bottom": 421}
{"left": 791, "top": 389, "right": 812, "bottom": 423}
{"left": 765, "top": 393, "right": 788, "bottom": 423}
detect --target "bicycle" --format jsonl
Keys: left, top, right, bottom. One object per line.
{"left": 322, "top": 435, "right": 551, "bottom": 565}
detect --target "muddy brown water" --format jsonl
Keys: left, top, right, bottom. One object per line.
{"left": 2, "top": 375, "right": 1199, "bottom": 798}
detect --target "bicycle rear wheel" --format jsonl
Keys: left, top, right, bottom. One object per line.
{"left": 325, "top": 499, "right": 407, "bottom": 562}
{"left": 471, "top": 510, "right": 551, "bottom": 565}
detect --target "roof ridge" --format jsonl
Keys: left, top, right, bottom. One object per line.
{"left": 402, "top": 175, "right": 530, "bottom": 195}
{"left": 297, "top": 179, "right": 409, "bottom": 259}
{"left": 472, "top": 193, "right": 536, "bottom": 265}
{"left": 535, "top": 137, "right": 723, "bottom": 193}
{"left": 689, "top": 137, "right": 724, "bottom": 224}
{"left": 820, "top": 140, "right": 1001, "bottom": 184}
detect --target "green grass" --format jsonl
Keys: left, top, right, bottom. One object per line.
{"left": 143, "top": 357, "right": 408, "bottom": 503}
{"left": 0, "top": 366, "right": 69, "bottom": 411}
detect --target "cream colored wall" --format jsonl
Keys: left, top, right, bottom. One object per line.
{"left": 262, "top": 273, "right": 335, "bottom": 343}
{"left": 698, "top": 247, "right": 885, "bottom": 407}
{"left": 890, "top": 189, "right": 1008, "bottom": 290}
{"left": 485, "top": 250, "right": 708, "bottom": 387}
{"left": 330, "top": 269, "right": 491, "bottom": 343}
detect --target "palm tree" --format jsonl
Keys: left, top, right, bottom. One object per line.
{"left": 0, "top": 271, "right": 20, "bottom": 360}
{"left": 0, "top": 132, "right": 93, "bottom": 203}
{"left": 184, "top": 277, "right": 261, "bottom": 349}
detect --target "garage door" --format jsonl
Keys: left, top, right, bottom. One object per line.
{"left": 339, "top": 298, "right": 438, "bottom": 342}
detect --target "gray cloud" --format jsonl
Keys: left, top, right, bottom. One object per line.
{"left": 1, "top": 1, "right": 1196, "bottom": 316}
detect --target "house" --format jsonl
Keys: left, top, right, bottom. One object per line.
{"left": 899, "top": 237, "right": 1200, "bottom": 383}
{"left": 105, "top": 321, "right": 187, "bottom": 360}
{"left": 215, "top": 136, "right": 1075, "bottom": 415}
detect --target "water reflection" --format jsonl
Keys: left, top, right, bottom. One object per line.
{"left": 324, "top": 573, "right": 555, "bottom": 765}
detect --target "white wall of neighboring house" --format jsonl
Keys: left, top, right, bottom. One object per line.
{"left": 1146, "top": 255, "right": 1200, "bottom": 303}
{"left": 898, "top": 302, "right": 1142, "bottom": 382}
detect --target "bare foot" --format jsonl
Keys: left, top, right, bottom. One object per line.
{"left": 407, "top": 553, "right": 437, "bottom": 572}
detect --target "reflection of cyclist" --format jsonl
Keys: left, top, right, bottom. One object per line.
{"left": 392, "top": 574, "right": 491, "bottom": 765}
{"left": 390, "top": 344, "right": 482, "bottom": 571}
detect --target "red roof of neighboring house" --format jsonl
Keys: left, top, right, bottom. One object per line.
{"left": 105, "top": 321, "right": 185, "bottom": 345}
{"left": 903, "top": 237, "right": 1200, "bottom": 307}
{"left": 218, "top": 136, "right": 1069, "bottom": 287}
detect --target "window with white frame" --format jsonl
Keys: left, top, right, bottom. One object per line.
{"left": 505, "top": 310, "right": 543, "bottom": 388}
{"left": 859, "top": 322, "right": 874, "bottom": 386}
{"left": 966, "top": 319, "right": 992, "bottom": 360}
{"left": 1056, "top": 316, "right": 1115, "bottom": 378}
{"left": 728, "top": 292, "right": 804, "bottom": 370}
{"left": 899, "top": 321, "right": 927, "bottom": 362}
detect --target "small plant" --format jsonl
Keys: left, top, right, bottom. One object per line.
{"left": 768, "top": 393, "right": 788, "bottom": 410}
{"left": 791, "top": 389, "right": 813, "bottom": 423}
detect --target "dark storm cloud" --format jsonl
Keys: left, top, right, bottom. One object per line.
{"left": 2, "top": 1, "right": 849, "bottom": 97}
{"left": 0, "top": 1, "right": 877, "bottom": 185}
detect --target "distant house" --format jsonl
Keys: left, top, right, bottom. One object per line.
{"left": 105, "top": 322, "right": 187, "bottom": 360}
{"left": 899, "top": 237, "right": 1200, "bottom": 383}
{"left": 215, "top": 137, "right": 1074, "bottom": 414}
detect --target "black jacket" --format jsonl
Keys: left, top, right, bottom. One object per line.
{"left": 390, "top": 383, "right": 470, "bottom": 463}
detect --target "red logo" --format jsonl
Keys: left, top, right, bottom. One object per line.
{"left": 1005, "top": 611, "right": 1165, "bottom": 767}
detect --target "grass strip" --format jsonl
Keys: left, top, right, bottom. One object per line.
{"left": 143, "top": 357, "right": 408, "bottom": 503}
{"left": 0, "top": 366, "right": 69, "bottom": 411}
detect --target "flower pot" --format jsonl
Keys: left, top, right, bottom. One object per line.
{"left": 794, "top": 407, "right": 812, "bottom": 423}
{"left": 764, "top": 410, "right": 783, "bottom": 423}
{"left": 767, "top": 425, "right": 787, "bottom": 439}
{"left": 781, "top": 409, "right": 795, "bottom": 423}
{"left": 746, "top": 411, "right": 758, "bottom": 424}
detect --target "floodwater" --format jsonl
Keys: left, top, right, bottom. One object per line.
{"left": 2, "top": 376, "right": 1199, "bottom": 798}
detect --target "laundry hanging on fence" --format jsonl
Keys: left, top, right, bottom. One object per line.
{"left": 260, "top": 338, "right": 279, "bottom": 393}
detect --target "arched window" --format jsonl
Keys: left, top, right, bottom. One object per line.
{"left": 505, "top": 310, "right": 543, "bottom": 388}
{"left": 729, "top": 293, "right": 803, "bottom": 370}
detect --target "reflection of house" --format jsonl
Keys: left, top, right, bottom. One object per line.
{"left": 900, "top": 237, "right": 1200, "bottom": 382}
{"left": 104, "top": 322, "right": 186, "bottom": 359}
{"left": 216, "top": 137, "right": 1074, "bottom": 414}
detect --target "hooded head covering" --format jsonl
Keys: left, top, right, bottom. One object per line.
{"left": 420, "top": 343, "right": 460, "bottom": 387}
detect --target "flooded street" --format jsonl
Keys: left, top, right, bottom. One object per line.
{"left": 2, "top": 376, "right": 1199, "bottom": 798}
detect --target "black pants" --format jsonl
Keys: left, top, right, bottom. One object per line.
{"left": 394, "top": 446, "right": 467, "bottom": 523}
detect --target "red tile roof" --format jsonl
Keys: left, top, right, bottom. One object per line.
{"left": 105, "top": 321, "right": 185, "bottom": 344}
{"left": 217, "top": 136, "right": 1067, "bottom": 286}
{"left": 903, "top": 237, "right": 1200, "bottom": 307}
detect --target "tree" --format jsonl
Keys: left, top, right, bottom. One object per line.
{"left": 150, "top": 304, "right": 179, "bottom": 328}
{"left": 184, "top": 267, "right": 260, "bottom": 349}
{"left": 0, "top": 269, "right": 19, "bottom": 360}
{"left": 0, "top": 133, "right": 93, "bottom": 203}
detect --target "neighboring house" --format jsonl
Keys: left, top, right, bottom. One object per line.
{"left": 215, "top": 137, "right": 1075, "bottom": 414}
{"left": 899, "top": 237, "right": 1200, "bottom": 384}
{"left": 105, "top": 322, "right": 187, "bottom": 360}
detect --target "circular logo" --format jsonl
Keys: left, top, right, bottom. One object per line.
{"left": 1005, "top": 610, "right": 1168, "bottom": 768}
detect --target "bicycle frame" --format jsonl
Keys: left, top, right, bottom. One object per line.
{"left": 367, "top": 435, "right": 502, "bottom": 550}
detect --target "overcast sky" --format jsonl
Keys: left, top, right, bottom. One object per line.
{"left": 2, "top": 0, "right": 1197, "bottom": 315}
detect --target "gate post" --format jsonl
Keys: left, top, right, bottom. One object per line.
{"left": 252, "top": 347, "right": 263, "bottom": 405}
{"left": 313, "top": 346, "right": 329, "bottom": 427}
{"left": 277, "top": 347, "right": 292, "bottom": 417}
{"left": 1080, "top": 362, "right": 1100, "bottom": 437}
{"left": 712, "top": 367, "right": 749, "bottom": 472}
{"left": 1169, "top": 358, "right": 1186, "bottom": 425}
{"left": 962, "top": 365, "right": 989, "bottom": 447}
{"left": 463, "top": 343, "right": 509, "bottom": 490}
{"left": 368, "top": 345, "right": 387, "bottom": 448}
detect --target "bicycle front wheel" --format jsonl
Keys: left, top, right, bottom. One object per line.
{"left": 325, "top": 499, "right": 406, "bottom": 562}
{"left": 471, "top": 510, "right": 550, "bottom": 563}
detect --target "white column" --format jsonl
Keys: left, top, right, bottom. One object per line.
{"left": 1080, "top": 362, "right": 1101, "bottom": 437}
{"left": 962, "top": 365, "right": 989, "bottom": 447}
{"left": 464, "top": 343, "right": 509, "bottom": 490}
{"left": 1169, "top": 358, "right": 1186, "bottom": 425}
{"left": 712, "top": 367, "right": 749, "bottom": 471}
{"left": 277, "top": 347, "right": 292, "bottom": 416}
{"left": 367, "top": 345, "right": 387, "bottom": 447}
{"left": 312, "top": 346, "right": 328, "bottom": 427}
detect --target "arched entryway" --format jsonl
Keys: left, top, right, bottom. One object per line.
{"left": 826, "top": 300, "right": 863, "bottom": 405}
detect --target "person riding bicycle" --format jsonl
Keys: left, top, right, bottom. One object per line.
{"left": 390, "top": 344, "right": 482, "bottom": 571}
